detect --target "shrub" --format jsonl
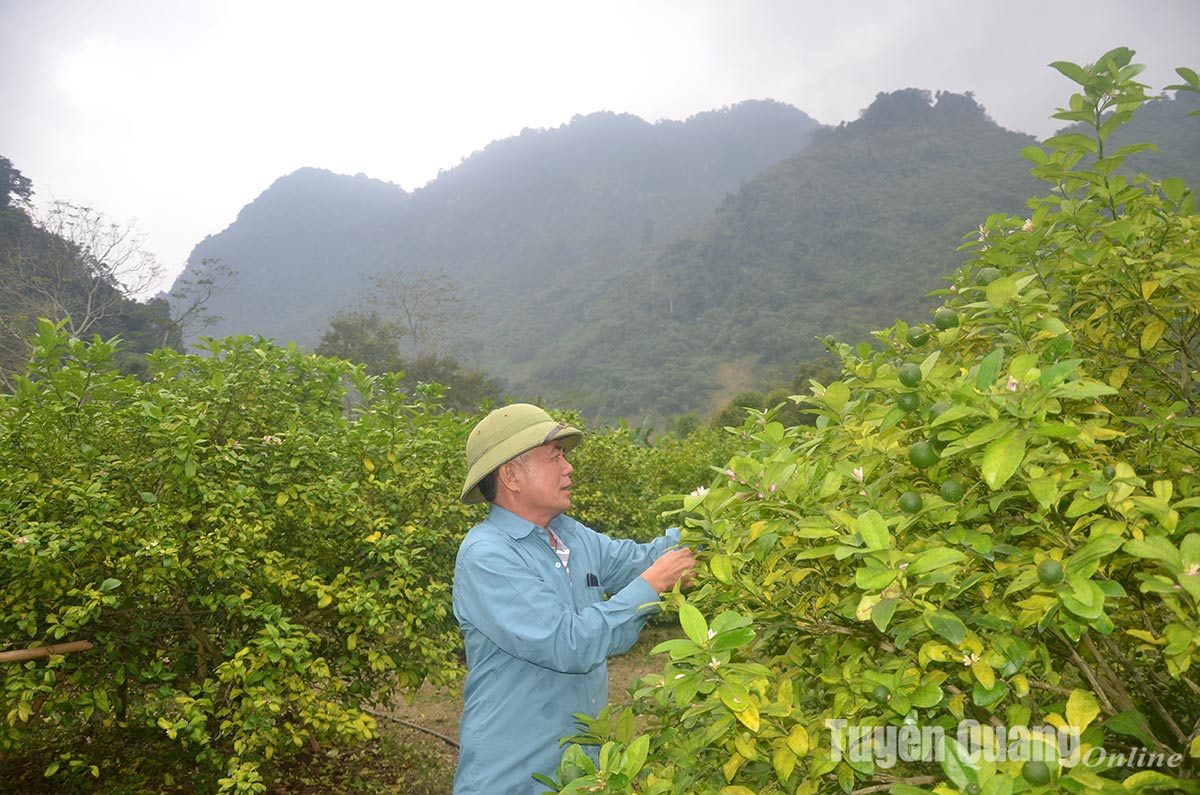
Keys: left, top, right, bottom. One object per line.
{"left": 0, "top": 327, "right": 472, "bottom": 792}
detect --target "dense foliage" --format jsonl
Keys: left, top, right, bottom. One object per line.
{"left": 546, "top": 49, "right": 1200, "bottom": 795}
{"left": 0, "top": 328, "right": 474, "bottom": 791}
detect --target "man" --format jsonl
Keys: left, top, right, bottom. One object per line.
{"left": 452, "top": 403, "right": 695, "bottom": 795}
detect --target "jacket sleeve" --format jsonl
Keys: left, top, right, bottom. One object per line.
{"left": 592, "top": 524, "right": 682, "bottom": 594}
{"left": 454, "top": 537, "right": 661, "bottom": 675}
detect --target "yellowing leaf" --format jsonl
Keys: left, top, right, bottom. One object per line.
{"left": 1141, "top": 280, "right": 1160, "bottom": 299}
{"left": 734, "top": 702, "right": 760, "bottom": 732}
{"left": 981, "top": 429, "right": 1028, "bottom": 490}
{"left": 773, "top": 743, "right": 796, "bottom": 783}
{"left": 786, "top": 724, "right": 810, "bottom": 757}
{"left": 722, "top": 753, "right": 744, "bottom": 782}
{"left": 971, "top": 659, "right": 995, "bottom": 690}
{"left": 1066, "top": 689, "right": 1100, "bottom": 731}
{"left": 362, "top": 456, "right": 375, "bottom": 472}
{"left": 1140, "top": 319, "right": 1166, "bottom": 351}
{"left": 710, "top": 554, "right": 734, "bottom": 585}
{"left": 1108, "top": 365, "right": 1129, "bottom": 389}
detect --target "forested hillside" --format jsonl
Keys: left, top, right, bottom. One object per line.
{"left": 179, "top": 100, "right": 820, "bottom": 348}
{"left": 497, "top": 89, "right": 1200, "bottom": 417}
{"left": 507, "top": 90, "right": 1045, "bottom": 415}
{"left": 0, "top": 157, "right": 177, "bottom": 383}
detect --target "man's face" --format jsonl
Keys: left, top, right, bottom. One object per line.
{"left": 510, "top": 440, "right": 574, "bottom": 521}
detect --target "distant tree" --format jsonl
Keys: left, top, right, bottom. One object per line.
{"left": 365, "top": 267, "right": 479, "bottom": 358}
{"left": 0, "top": 156, "right": 33, "bottom": 211}
{"left": 0, "top": 168, "right": 215, "bottom": 385}
{"left": 161, "top": 258, "right": 235, "bottom": 347}
{"left": 315, "top": 309, "right": 405, "bottom": 372}
{"left": 3, "top": 201, "right": 163, "bottom": 339}
{"left": 316, "top": 289, "right": 501, "bottom": 412}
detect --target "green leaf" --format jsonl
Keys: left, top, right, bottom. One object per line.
{"left": 975, "top": 349, "right": 1004, "bottom": 390}
{"left": 1048, "top": 60, "right": 1090, "bottom": 86}
{"left": 856, "top": 565, "right": 898, "bottom": 591}
{"left": 906, "top": 548, "right": 966, "bottom": 576}
{"left": 1021, "top": 145, "right": 1048, "bottom": 165}
{"left": 678, "top": 603, "right": 709, "bottom": 646}
{"left": 939, "top": 736, "right": 977, "bottom": 788}
{"left": 961, "top": 419, "right": 1017, "bottom": 450}
{"left": 622, "top": 734, "right": 649, "bottom": 777}
{"left": 909, "top": 682, "right": 943, "bottom": 708}
{"left": 986, "top": 275, "right": 1020, "bottom": 309}
{"left": 99, "top": 578, "right": 122, "bottom": 593}
{"left": 857, "top": 509, "right": 891, "bottom": 551}
{"left": 981, "top": 430, "right": 1027, "bottom": 490}
{"left": 711, "top": 626, "right": 756, "bottom": 652}
{"left": 871, "top": 597, "right": 899, "bottom": 632}
{"left": 1124, "top": 536, "right": 1182, "bottom": 571}
{"left": 925, "top": 609, "right": 967, "bottom": 644}
{"left": 1162, "top": 176, "right": 1187, "bottom": 204}
{"left": 1103, "top": 710, "right": 1157, "bottom": 747}
{"left": 1169, "top": 66, "right": 1200, "bottom": 90}
{"left": 1044, "top": 132, "right": 1099, "bottom": 154}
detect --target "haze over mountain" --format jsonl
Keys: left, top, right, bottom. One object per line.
{"left": 182, "top": 100, "right": 819, "bottom": 348}
{"left": 174, "top": 89, "right": 1200, "bottom": 419}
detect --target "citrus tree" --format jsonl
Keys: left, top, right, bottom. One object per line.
{"left": 544, "top": 49, "right": 1200, "bottom": 795}
{"left": 0, "top": 326, "right": 473, "bottom": 792}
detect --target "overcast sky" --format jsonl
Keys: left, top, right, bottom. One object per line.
{"left": 2, "top": 1, "right": 1197, "bottom": 295}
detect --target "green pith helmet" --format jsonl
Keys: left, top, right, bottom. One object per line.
{"left": 460, "top": 403, "right": 583, "bottom": 504}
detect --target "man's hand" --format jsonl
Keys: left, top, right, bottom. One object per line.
{"left": 640, "top": 547, "right": 697, "bottom": 594}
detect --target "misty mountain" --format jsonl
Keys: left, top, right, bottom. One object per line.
{"left": 509, "top": 90, "right": 1046, "bottom": 416}
{"left": 492, "top": 90, "right": 1200, "bottom": 417}
{"left": 175, "top": 89, "right": 1200, "bottom": 419}
{"left": 179, "top": 100, "right": 821, "bottom": 347}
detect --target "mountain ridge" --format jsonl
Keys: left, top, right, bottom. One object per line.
{"left": 172, "top": 89, "right": 1200, "bottom": 419}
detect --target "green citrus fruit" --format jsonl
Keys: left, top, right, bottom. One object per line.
{"left": 976, "top": 266, "right": 1001, "bottom": 285}
{"left": 929, "top": 401, "right": 951, "bottom": 421}
{"left": 897, "top": 392, "right": 920, "bottom": 413}
{"left": 899, "top": 491, "right": 923, "bottom": 514}
{"left": 934, "top": 307, "right": 960, "bottom": 330}
{"left": 908, "top": 441, "right": 938, "bottom": 469}
{"left": 965, "top": 785, "right": 981, "bottom": 795}
{"left": 1022, "top": 760, "right": 1052, "bottom": 785}
{"left": 939, "top": 480, "right": 964, "bottom": 503}
{"left": 898, "top": 363, "right": 923, "bottom": 388}
{"left": 908, "top": 327, "right": 930, "bottom": 346}
{"left": 1103, "top": 465, "right": 1117, "bottom": 480}
{"left": 871, "top": 684, "right": 891, "bottom": 704}
{"left": 1037, "top": 559, "right": 1064, "bottom": 585}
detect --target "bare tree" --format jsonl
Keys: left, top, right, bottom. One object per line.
{"left": 8, "top": 201, "right": 163, "bottom": 338}
{"left": 160, "top": 258, "right": 235, "bottom": 347}
{"left": 364, "top": 266, "right": 479, "bottom": 357}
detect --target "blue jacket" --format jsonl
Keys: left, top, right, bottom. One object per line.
{"left": 452, "top": 504, "right": 679, "bottom": 794}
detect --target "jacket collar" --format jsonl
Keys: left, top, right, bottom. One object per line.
{"left": 487, "top": 503, "right": 570, "bottom": 540}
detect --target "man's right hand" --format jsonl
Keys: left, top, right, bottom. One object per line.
{"left": 641, "top": 547, "right": 697, "bottom": 593}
